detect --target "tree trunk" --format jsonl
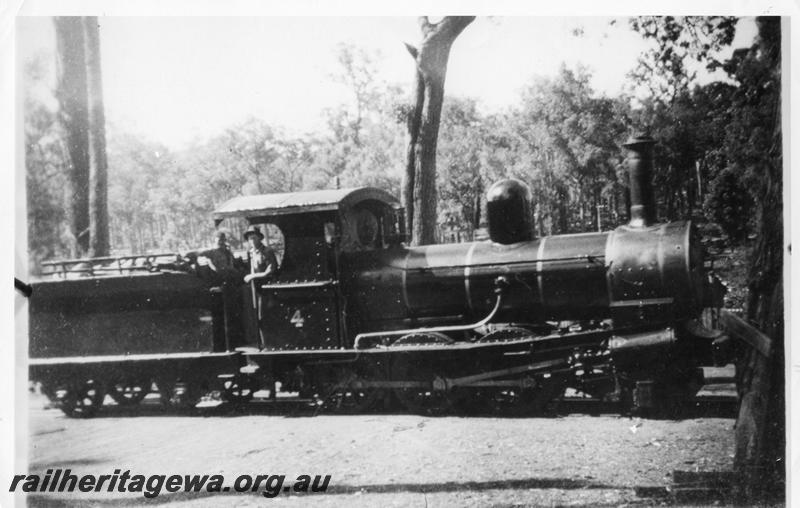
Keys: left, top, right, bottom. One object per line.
{"left": 84, "top": 16, "right": 110, "bottom": 257}
{"left": 402, "top": 46, "right": 424, "bottom": 239}
{"left": 594, "top": 189, "right": 601, "bottom": 232}
{"left": 412, "top": 78, "right": 444, "bottom": 245}
{"left": 54, "top": 17, "right": 91, "bottom": 256}
{"left": 735, "top": 160, "right": 784, "bottom": 499}
{"left": 404, "top": 16, "right": 474, "bottom": 246}
{"left": 733, "top": 17, "right": 784, "bottom": 501}
{"left": 472, "top": 176, "right": 483, "bottom": 230}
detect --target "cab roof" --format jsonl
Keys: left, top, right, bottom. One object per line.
{"left": 212, "top": 187, "right": 401, "bottom": 222}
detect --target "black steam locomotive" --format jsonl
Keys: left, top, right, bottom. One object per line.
{"left": 28, "top": 134, "right": 724, "bottom": 417}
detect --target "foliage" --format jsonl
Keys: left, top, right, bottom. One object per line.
{"left": 722, "top": 17, "right": 782, "bottom": 308}
{"left": 511, "top": 66, "right": 629, "bottom": 234}
{"left": 630, "top": 82, "right": 735, "bottom": 221}
{"left": 628, "top": 16, "right": 737, "bottom": 102}
{"left": 719, "top": 17, "right": 783, "bottom": 497}
{"left": 436, "top": 97, "right": 486, "bottom": 233}
{"left": 25, "top": 55, "right": 72, "bottom": 269}
{"left": 25, "top": 16, "right": 778, "bottom": 273}
{"left": 703, "top": 166, "right": 753, "bottom": 243}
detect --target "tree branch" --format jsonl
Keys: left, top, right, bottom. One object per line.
{"left": 404, "top": 42, "right": 418, "bottom": 60}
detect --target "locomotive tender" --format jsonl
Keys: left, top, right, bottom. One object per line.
{"left": 28, "top": 134, "right": 724, "bottom": 417}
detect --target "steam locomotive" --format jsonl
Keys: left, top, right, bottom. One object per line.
{"left": 28, "top": 134, "right": 725, "bottom": 417}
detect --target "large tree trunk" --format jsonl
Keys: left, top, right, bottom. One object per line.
{"left": 733, "top": 17, "right": 784, "bottom": 501}
{"left": 402, "top": 47, "right": 424, "bottom": 240}
{"left": 734, "top": 155, "right": 783, "bottom": 499}
{"left": 734, "top": 159, "right": 784, "bottom": 499}
{"left": 403, "top": 16, "right": 474, "bottom": 246}
{"left": 54, "top": 17, "right": 91, "bottom": 256}
{"left": 84, "top": 16, "right": 110, "bottom": 257}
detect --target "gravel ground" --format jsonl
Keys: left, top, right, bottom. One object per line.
{"left": 22, "top": 392, "right": 738, "bottom": 507}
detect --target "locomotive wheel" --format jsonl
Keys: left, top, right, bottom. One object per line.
{"left": 57, "top": 380, "right": 105, "bottom": 418}
{"left": 391, "top": 332, "right": 454, "bottom": 415}
{"left": 477, "top": 326, "right": 535, "bottom": 343}
{"left": 448, "top": 387, "right": 490, "bottom": 415}
{"left": 391, "top": 331, "right": 454, "bottom": 347}
{"left": 221, "top": 375, "right": 255, "bottom": 404}
{"left": 109, "top": 378, "right": 150, "bottom": 406}
{"left": 514, "top": 375, "right": 567, "bottom": 415}
{"left": 393, "top": 374, "right": 453, "bottom": 416}
{"left": 322, "top": 368, "right": 385, "bottom": 414}
{"left": 486, "top": 374, "right": 567, "bottom": 416}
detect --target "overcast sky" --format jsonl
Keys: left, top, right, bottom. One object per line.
{"left": 17, "top": 16, "right": 757, "bottom": 150}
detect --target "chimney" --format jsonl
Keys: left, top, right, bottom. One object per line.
{"left": 622, "top": 133, "right": 656, "bottom": 228}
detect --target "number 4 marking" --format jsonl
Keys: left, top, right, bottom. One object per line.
{"left": 290, "top": 309, "right": 305, "bottom": 328}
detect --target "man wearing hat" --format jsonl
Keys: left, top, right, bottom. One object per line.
{"left": 243, "top": 225, "right": 278, "bottom": 349}
{"left": 243, "top": 225, "right": 278, "bottom": 284}
{"left": 199, "top": 232, "right": 239, "bottom": 278}
{"left": 196, "top": 231, "right": 246, "bottom": 350}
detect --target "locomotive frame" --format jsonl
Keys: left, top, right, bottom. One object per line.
{"left": 28, "top": 134, "right": 726, "bottom": 417}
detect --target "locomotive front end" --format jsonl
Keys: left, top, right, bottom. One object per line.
{"left": 604, "top": 133, "right": 706, "bottom": 328}
{"left": 606, "top": 220, "right": 706, "bottom": 327}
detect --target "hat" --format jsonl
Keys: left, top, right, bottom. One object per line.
{"left": 243, "top": 225, "right": 264, "bottom": 240}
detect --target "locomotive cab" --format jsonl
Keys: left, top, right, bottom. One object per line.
{"left": 212, "top": 188, "right": 403, "bottom": 351}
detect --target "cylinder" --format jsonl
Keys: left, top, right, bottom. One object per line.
{"left": 486, "top": 179, "right": 533, "bottom": 244}
{"left": 623, "top": 133, "right": 656, "bottom": 228}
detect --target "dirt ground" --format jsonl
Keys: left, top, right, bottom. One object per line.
{"left": 21, "top": 391, "right": 740, "bottom": 508}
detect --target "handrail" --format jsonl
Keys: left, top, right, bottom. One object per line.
{"left": 260, "top": 280, "right": 337, "bottom": 290}
{"left": 407, "top": 254, "right": 605, "bottom": 274}
{"left": 41, "top": 252, "right": 184, "bottom": 278}
{"left": 41, "top": 252, "right": 180, "bottom": 267}
{"left": 353, "top": 276, "right": 508, "bottom": 349}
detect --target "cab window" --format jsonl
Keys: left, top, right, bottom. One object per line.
{"left": 215, "top": 217, "right": 285, "bottom": 266}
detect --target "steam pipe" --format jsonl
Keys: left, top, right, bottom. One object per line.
{"left": 353, "top": 276, "right": 509, "bottom": 349}
{"left": 622, "top": 133, "right": 656, "bottom": 228}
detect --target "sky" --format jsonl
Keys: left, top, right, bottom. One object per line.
{"left": 17, "top": 16, "right": 757, "bottom": 150}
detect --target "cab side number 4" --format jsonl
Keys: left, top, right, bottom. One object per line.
{"left": 290, "top": 309, "right": 305, "bottom": 328}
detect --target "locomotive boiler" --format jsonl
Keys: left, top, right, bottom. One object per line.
{"left": 27, "top": 134, "right": 724, "bottom": 417}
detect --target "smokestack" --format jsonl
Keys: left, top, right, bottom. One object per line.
{"left": 622, "top": 133, "right": 656, "bottom": 228}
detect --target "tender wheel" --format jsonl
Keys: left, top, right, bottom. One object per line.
{"left": 155, "top": 379, "right": 175, "bottom": 407}
{"left": 57, "top": 380, "right": 105, "bottom": 418}
{"left": 391, "top": 332, "right": 454, "bottom": 415}
{"left": 157, "top": 380, "right": 198, "bottom": 409}
{"left": 109, "top": 378, "right": 150, "bottom": 406}
{"left": 39, "top": 382, "right": 59, "bottom": 403}
{"left": 221, "top": 375, "right": 255, "bottom": 404}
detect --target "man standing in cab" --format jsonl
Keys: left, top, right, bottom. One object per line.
{"left": 243, "top": 225, "right": 279, "bottom": 349}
